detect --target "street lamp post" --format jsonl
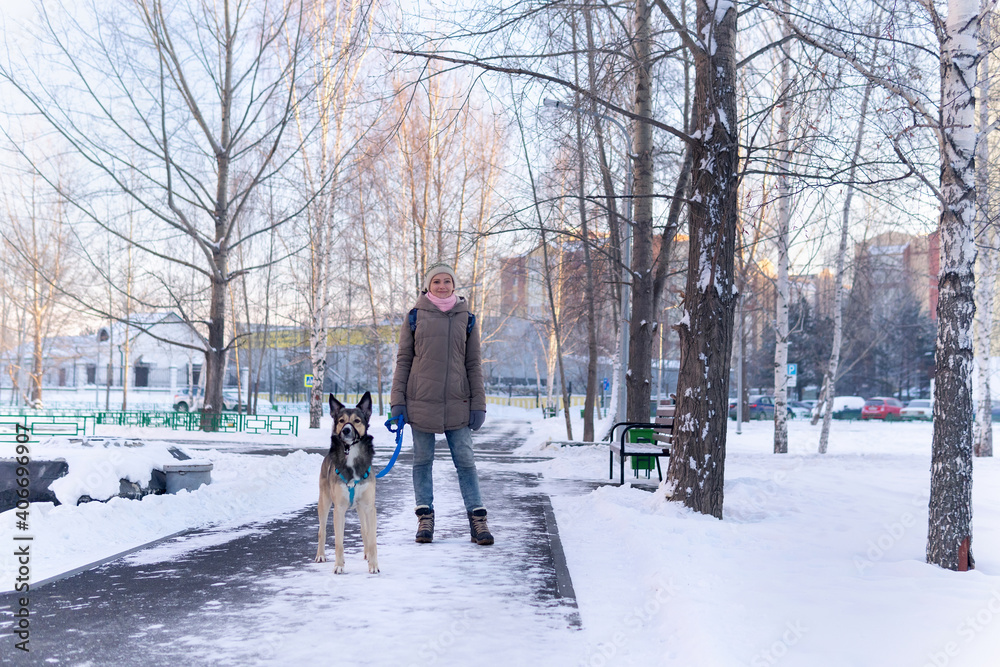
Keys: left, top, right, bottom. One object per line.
{"left": 542, "top": 98, "right": 632, "bottom": 428}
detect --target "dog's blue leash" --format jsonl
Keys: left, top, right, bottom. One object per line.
{"left": 376, "top": 415, "right": 405, "bottom": 478}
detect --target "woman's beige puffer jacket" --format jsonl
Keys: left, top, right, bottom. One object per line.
{"left": 391, "top": 294, "right": 486, "bottom": 433}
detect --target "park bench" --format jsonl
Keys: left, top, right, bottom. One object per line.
{"left": 607, "top": 402, "right": 674, "bottom": 485}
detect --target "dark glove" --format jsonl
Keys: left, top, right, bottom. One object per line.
{"left": 391, "top": 405, "right": 407, "bottom": 424}
{"left": 469, "top": 410, "right": 486, "bottom": 431}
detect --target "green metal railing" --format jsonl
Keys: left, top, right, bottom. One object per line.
{"left": 0, "top": 411, "right": 298, "bottom": 441}
{"left": 0, "top": 414, "right": 97, "bottom": 441}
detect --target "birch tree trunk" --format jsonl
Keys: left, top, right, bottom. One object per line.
{"left": 122, "top": 215, "right": 134, "bottom": 411}
{"left": 973, "top": 236, "right": 993, "bottom": 457}
{"left": 927, "top": 0, "right": 979, "bottom": 571}
{"left": 308, "top": 214, "right": 330, "bottom": 428}
{"left": 239, "top": 267, "right": 255, "bottom": 414}
{"left": 816, "top": 84, "right": 875, "bottom": 452}
{"left": 772, "top": 21, "right": 792, "bottom": 454}
{"left": 105, "top": 319, "right": 113, "bottom": 411}
{"left": 974, "top": 4, "right": 994, "bottom": 459}
{"left": 300, "top": 0, "right": 371, "bottom": 429}
{"left": 360, "top": 186, "right": 386, "bottom": 416}
{"left": 667, "top": 0, "right": 739, "bottom": 519}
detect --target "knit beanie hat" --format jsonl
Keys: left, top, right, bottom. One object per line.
{"left": 423, "top": 263, "right": 458, "bottom": 291}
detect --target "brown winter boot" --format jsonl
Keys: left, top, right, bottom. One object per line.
{"left": 467, "top": 508, "right": 494, "bottom": 545}
{"left": 415, "top": 506, "right": 434, "bottom": 543}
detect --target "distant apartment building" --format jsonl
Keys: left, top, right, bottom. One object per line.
{"left": 852, "top": 231, "right": 937, "bottom": 318}
{"left": 794, "top": 231, "right": 938, "bottom": 323}
{"left": 494, "top": 235, "right": 687, "bottom": 394}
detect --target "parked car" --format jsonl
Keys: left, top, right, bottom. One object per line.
{"left": 750, "top": 396, "right": 775, "bottom": 418}
{"left": 221, "top": 389, "right": 274, "bottom": 413}
{"left": 174, "top": 387, "right": 273, "bottom": 413}
{"left": 729, "top": 394, "right": 796, "bottom": 421}
{"left": 172, "top": 387, "right": 203, "bottom": 412}
{"left": 812, "top": 396, "right": 867, "bottom": 420}
{"left": 901, "top": 399, "right": 933, "bottom": 421}
{"left": 861, "top": 397, "right": 904, "bottom": 420}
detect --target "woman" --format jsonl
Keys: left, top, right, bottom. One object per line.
{"left": 391, "top": 263, "right": 493, "bottom": 545}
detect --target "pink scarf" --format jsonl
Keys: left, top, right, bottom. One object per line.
{"left": 426, "top": 292, "right": 458, "bottom": 312}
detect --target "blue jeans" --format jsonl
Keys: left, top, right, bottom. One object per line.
{"left": 411, "top": 426, "right": 484, "bottom": 513}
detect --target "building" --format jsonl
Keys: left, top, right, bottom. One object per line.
{"left": 1, "top": 312, "right": 205, "bottom": 408}
{"left": 852, "top": 231, "right": 936, "bottom": 317}
{"left": 493, "top": 233, "right": 687, "bottom": 398}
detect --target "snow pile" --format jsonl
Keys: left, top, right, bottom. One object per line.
{"left": 33, "top": 437, "right": 208, "bottom": 505}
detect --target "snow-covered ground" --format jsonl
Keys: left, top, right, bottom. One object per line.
{"left": 3, "top": 408, "right": 1000, "bottom": 666}
{"left": 519, "top": 416, "right": 1000, "bottom": 667}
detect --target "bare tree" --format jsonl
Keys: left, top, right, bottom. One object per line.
{"left": 294, "top": 0, "right": 377, "bottom": 429}
{"left": 515, "top": 105, "right": 575, "bottom": 438}
{"left": 395, "top": 1, "right": 693, "bottom": 428}
{"left": 662, "top": 0, "right": 740, "bottom": 519}
{"left": 0, "top": 0, "right": 314, "bottom": 424}
{"left": 974, "top": 1, "right": 995, "bottom": 459}
{"left": 0, "top": 172, "right": 73, "bottom": 408}
{"left": 578, "top": 5, "right": 600, "bottom": 442}
{"left": 816, "top": 80, "right": 874, "bottom": 455}
{"left": 624, "top": 0, "right": 657, "bottom": 422}
{"left": 772, "top": 7, "right": 794, "bottom": 454}
{"left": 770, "top": 0, "right": 981, "bottom": 569}
{"left": 358, "top": 177, "right": 388, "bottom": 416}
{"left": 926, "top": 0, "right": 980, "bottom": 571}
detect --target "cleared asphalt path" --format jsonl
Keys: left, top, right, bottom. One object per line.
{"left": 1, "top": 421, "right": 584, "bottom": 665}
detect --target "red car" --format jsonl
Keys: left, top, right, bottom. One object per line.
{"left": 861, "top": 397, "right": 904, "bottom": 420}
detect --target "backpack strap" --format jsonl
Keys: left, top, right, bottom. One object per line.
{"left": 409, "top": 308, "right": 476, "bottom": 338}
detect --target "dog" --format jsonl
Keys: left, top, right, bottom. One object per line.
{"left": 315, "top": 391, "right": 379, "bottom": 574}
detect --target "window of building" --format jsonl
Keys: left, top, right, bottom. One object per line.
{"left": 58, "top": 368, "right": 67, "bottom": 387}
{"left": 86, "top": 364, "right": 96, "bottom": 384}
{"left": 135, "top": 365, "right": 150, "bottom": 388}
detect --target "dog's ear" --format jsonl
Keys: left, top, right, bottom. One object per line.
{"left": 357, "top": 391, "right": 372, "bottom": 421}
{"left": 330, "top": 394, "right": 345, "bottom": 417}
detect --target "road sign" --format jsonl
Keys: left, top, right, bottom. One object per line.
{"left": 787, "top": 363, "right": 797, "bottom": 388}
{"left": 304, "top": 374, "right": 315, "bottom": 388}
{"left": 601, "top": 378, "right": 610, "bottom": 391}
